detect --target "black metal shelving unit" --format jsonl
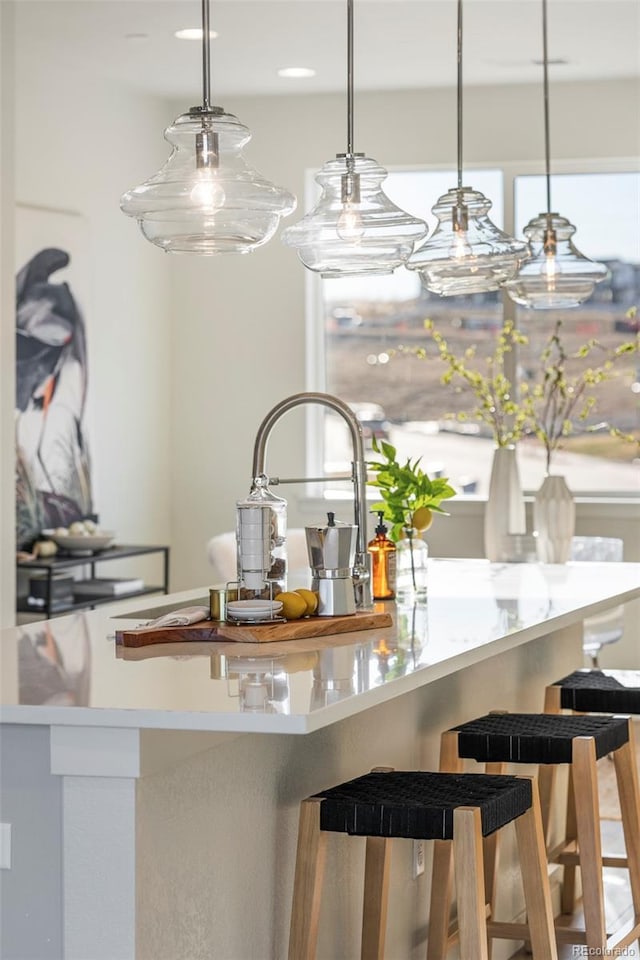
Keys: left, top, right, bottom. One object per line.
{"left": 17, "top": 544, "right": 170, "bottom": 618}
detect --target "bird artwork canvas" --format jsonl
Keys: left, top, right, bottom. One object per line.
{"left": 15, "top": 205, "right": 94, "bottom": 550}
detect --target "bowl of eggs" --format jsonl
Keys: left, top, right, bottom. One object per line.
{"left": 42, "top": 520, "right": 116, "bottom": 553}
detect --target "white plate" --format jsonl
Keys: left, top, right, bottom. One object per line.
{"left": 226, "top": 600, "right": 283, "bottom": 622}
{"left": 42, "top": 530, "right": 116, "bottom": 552}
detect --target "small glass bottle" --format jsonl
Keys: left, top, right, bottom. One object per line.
{"left": 368, "top": 511, "right": 397, "bottom": 601}
{"left": 395, "top": 527, "right": 428, "bottom": 603}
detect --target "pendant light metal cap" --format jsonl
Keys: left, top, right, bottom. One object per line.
{"left": 503, "top": 210, "right": 610, "bottom": 310}
{"left": 406, "top": 186, "right": 528, "bottom": 297}
{"left": 120, "top": 109, "right": 296, "bottom": 255}
{"left": 281, "top": 155, "right": 427, "bottom": 278}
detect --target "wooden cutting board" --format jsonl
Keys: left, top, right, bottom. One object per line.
{"left": 116, "top": 620, "right": 221, "bottom": 647}
{"left": 216, "top": 611, "right": 392, "bottom": 643}
{"left": 116, "top": 611, "right": 392, "bottom": 647}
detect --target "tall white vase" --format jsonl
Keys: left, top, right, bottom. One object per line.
{"left": 534, "top": 474, "right": 576, "bottom": 563}
{"left": 484, "top": 445, "right": 526, "bottom": 562}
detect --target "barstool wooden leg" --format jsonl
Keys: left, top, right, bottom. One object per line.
{"left": 427, "top": 840, "right": 453, "bottom": 960}
{"left": 453, "top": 807, "right": 489, "bottom": 960}
{"left": 572, "top": 737, "right": 607, "bottom": 951}
{"left": 482, "top": 762, "right": 507, "bottom": 933}
{"left": 289, "top": 798, "right": 327, "bottom": 960}
{"left": 514, "top": 779, "right": 558, "bottom": 960}
{"left": 361, "top": 836, "right": 391, "bottom": 960}
{"left": 361, "top": 765, "right": 395, "bottom": 960}
{"left": 560, "top": 769, "right": 578, "bottom": 915}
{"left": 539, "top": 685, "right": 562, "bottom": 845}
{"left": 613, "top": 725, "right": 640, "bottom": 924}
{"left": 428, "top": 731, "right": 464, "bottom": 960}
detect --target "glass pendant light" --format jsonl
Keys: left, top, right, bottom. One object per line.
{"left": 407, "top": 0, "right": 527, "bottom": 296}
{"left": 120, "top": 0, "right": 296, "bottom": 255}
{"left": 281, "top": 0, "right": 427, "bottom": 277}
{"left": 503, "top": 0, "right": 609, "bottom": 309}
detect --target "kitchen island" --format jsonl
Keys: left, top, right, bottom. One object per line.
{"left": 2, "top": 559, "right": 639, "bottom": 960}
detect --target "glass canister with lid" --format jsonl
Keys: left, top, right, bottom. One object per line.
{"left": 236, "top": 475, "right": 287, "bottom": 596}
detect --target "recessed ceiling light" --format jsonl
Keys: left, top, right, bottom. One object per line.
{"left": 277, "top": 67, "right": 316, "bottom": 79}
{"left": 175, "top": 28, "right": 218, "bottom": 41}
{"left": 125, "top": 33, "right": 149, "bottom": 41}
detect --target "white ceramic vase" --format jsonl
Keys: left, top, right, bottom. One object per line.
{"left": 484, "top": 445, "right": 526, "bottom": 562}
{"left": 534, "top": 474, "right": 576, "bottom": 563}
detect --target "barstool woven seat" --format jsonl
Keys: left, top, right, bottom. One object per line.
{"left": 550, "top": 668, "right": 640, "bottom": 714}
{"left": 314, "top": 770, "right": 532, "bottom": 839}
{"left": 433, "top": 710, "right": 640, "bottom": 957}
{"left": 453, "top": 712, "right": 629, "bottom": 764}
{"left": 289, "top": 767, "right": 557, "bottom": 960}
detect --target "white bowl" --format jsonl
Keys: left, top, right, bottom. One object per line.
{"left": 226, "top": 599, "right": 283, "bottom": 622}
{"left": 42, "top": 530, "right": 116, "bottom": 553}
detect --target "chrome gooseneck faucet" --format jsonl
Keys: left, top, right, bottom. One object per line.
{"left": 251, "top": 392, "right": 372, "bottom": 610}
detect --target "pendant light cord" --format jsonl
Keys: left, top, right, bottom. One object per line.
{"left": 542, "top": 0, "right": 552, "bottom": 215}
{"left": 346, "top": 0, "right": 354, "bottom": 157}
{"left": 201, "top": 0, "right": 212, "bottom": 110}
{"left": 456, "top": 0, "right": 463, "bottom": 191}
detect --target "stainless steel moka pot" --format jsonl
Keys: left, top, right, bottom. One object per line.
{"left": 305, "top": 512, "right": 357, "bottom": 616}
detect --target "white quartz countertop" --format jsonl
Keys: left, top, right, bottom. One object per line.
{"left": 2, "top": 559, "right": 639, "bottom": 734}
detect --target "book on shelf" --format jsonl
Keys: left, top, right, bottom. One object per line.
{"left": 73, "top": 577, "right": 145, "bottom": 597}
{"left": 29, "top": 572, "right": 75, "bottom": 600}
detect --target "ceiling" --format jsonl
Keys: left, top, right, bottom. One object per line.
{"left": 16, "top": 0, "right": 640, "bottom": 101}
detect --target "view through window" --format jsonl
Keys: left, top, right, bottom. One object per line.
{"left": 319, "top": 168, "right": 639, "bottom": 497}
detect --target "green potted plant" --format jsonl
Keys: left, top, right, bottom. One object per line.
{"left": 367, "top": 438, "right": 456, "bottom": 600}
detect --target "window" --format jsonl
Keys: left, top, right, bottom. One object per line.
{"left": 513, "top": 171, "right": 639, "bottom": 494}
{"left": 314, "top": 167, "right": 639, "bottom": 496}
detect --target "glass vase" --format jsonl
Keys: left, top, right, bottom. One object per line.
{"left": 484, "top": 445, "right": 526, "bottom": 562}
{"left": 395, "top": 530, "right": 428, "bottom": 603}
{"left": 534, "top": 474, "right": 576, "bottom": 563}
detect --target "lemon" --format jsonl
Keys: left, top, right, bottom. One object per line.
{"left": 295, "top": 588, "right": 318, "bottom": 615}
{"left": 274, "top": 592, "right": 307, "bottom": 620}
{"left": 411, "top": 507, "right": 433, "bottom": 532}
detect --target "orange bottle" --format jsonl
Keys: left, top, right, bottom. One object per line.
{"left": 368, "top": 511, "right": 397, "bottom": 601}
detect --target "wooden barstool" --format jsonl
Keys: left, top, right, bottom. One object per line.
{"left": 543, "top": 669, "right": 640, "bottom": 920}
{"left": 546, "top": 667, "right": 640, "bottom": 716}
{"left": 288, "top": 767, "right": 557, "bottom": 960}
{"left": 431, "top": 712, "right": 640, "bottom": 957}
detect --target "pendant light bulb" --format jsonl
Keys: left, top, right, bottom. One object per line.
{"left": 120, "top": 0, "right": 295, "bottom": 254}
{"left": 190, "top": 173, "right": 226, "bottom": 210}
{"left": 504, "top": 0, "right": 609, "bottom": 309}
{"left": 281, "top": 0, "right": 426, "bottom": 276}
{"left": 336, "top": 168, "right": 365, "bottom": 242}
{"left": 189, "top": 124, "right": 225, "bottom": 208}
{"left": 336, "top": 203, "right": 365, "bottom": 243}
{"left": 540, "top": 229, "right": 558, "bottom": 287}
{"left": 407, "top": 0, "right": 526, "bottom": 295}
{"left": 447, "top": 202, "right": 476, "bottom": 264}
{"left": 450, "top": 230, "right": 474, "bottom": 262}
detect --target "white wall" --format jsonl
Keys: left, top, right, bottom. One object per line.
{"left": 5, "top": 48, "right": 175, "bottom": 619}
{"left": 0, "top": 2, "right": 16, "bottom": 628}
{"left": 168, "top": 79, "right": 640, "bottom": 591}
